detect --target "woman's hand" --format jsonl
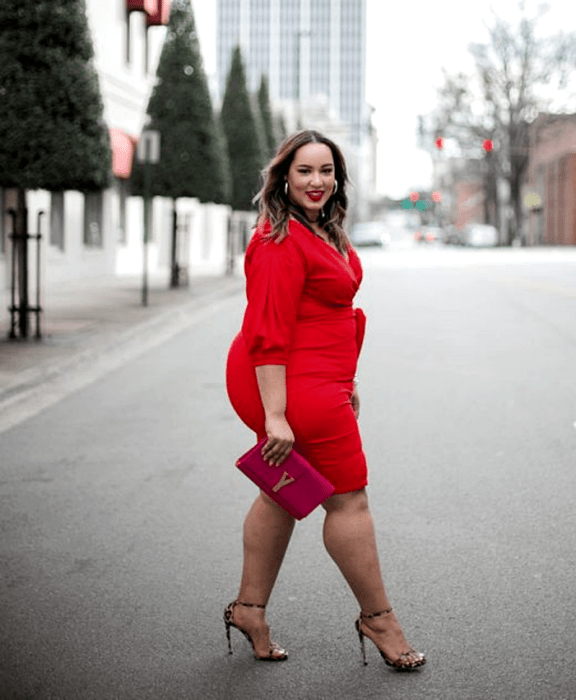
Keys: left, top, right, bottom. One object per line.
{"left": 351, "top": 386, "right": 360, "bottom": 420}
{"left": 262, "top": 414, "right": 295, "bottom": 466}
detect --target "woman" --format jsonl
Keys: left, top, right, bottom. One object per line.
{"left": 224, "top": 130, "right": 425, "bottom": 670}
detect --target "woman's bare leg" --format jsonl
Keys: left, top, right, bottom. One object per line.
{"left": 232, "top": 491, "right": 295, "bottom": 657}
{"left": 322, "top": 488, "right": 423, "bottom": 664}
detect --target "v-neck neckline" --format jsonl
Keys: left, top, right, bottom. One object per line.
{"left": 292, "top": 218, "right": 351, "bottom": 264}
{"left": 317, "top": 234, "right": 350, "bottom": 263}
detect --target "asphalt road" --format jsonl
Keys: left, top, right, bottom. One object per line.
{"left": 1, "top": 245, "right": 575, "bottom": 700}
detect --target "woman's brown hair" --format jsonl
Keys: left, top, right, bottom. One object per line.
{"left": 254, "top": 130, "right": 350, "bottom": 254}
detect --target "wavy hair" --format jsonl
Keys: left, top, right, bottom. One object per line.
{"left": 254, "top": 130, "right": 350, "bottom": 254}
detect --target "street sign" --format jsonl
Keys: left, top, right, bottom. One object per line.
{"left": 137, "top": 129, "right": 161, "bottom": 163}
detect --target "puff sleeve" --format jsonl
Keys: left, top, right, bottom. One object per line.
{"left": 242, "top": 232, "right": 307, "bottom": 366}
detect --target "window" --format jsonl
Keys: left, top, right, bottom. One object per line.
{"left": 0, "top": 188, "right": 5, "bottom": 255}
{"left": 144, "top": 20, "right": 150, "bottom": 74}
{"left": 84, "top": 191, "right": 104, "bottom": 247}
{"left": 50, "top": 192, "right": 65, "bottom": 250}
{"left": 125, "top": 8, "right": 132, "bottom": 64}
{"left": 116, "top": 179, "right": 128, "bottom": 244}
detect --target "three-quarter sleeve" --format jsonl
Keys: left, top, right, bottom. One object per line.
{"left": 242, "top": 233, "right": 307, "bottom": 366}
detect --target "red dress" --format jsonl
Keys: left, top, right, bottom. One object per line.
{"left": 226, "top": 218, "right": 367, "bottom": 494}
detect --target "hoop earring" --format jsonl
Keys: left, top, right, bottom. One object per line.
{"left": 333, "top": 180, "right": 338, "bottom": 195}
{"left": 284, "top": 181, "right": 289, "bottom": 196}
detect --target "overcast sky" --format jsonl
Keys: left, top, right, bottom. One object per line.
{"left": 190, "top": 0, "right": 574, "bottom": 198}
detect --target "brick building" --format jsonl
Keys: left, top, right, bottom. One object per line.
{"left": 454, "top": 179, "right": 485, "bottom": 231}
{"left": 433, "top": 157, "right": 489, "bottom": 232}
{"left": 524, "top": 113, "right": 576, "bottom": 246}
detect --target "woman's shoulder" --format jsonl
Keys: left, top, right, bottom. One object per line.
{"left": 246, "top": 219, "right": 308, "bottom": 264}
{"left": 248, "top": 218, "right": 308, "bottom": 249}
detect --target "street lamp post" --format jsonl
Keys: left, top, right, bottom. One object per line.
{"left": 136, "top": 129, "right": 160, "bottom": 307}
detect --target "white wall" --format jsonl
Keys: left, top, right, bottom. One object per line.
{"left": 86, "top": 0, "right": 165, "bottom": 137}
{"left": 185, "top": 200, "right": 232, "bottom": 276}
{"left": 116, "top": 196, "right": 233, "bottom": 278}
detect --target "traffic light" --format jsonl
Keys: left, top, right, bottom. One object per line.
{"left": 431, "top": 191, "right": 441, "bottom": 203}
{"left": 401, "top": 193, "right": 427, "bottom": 211}
{"left": 435, "top": 136, "right": 444, "bottom": 150}
{"left": 482, "top": 139, "right": 494, "bottom": 152}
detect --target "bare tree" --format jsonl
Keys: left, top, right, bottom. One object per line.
{"left": 430, "top": 3, "right": 576, "bottom": 244}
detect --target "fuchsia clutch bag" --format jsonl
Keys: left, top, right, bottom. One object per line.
{"left": 235, "top": 438, "right": 335, "bottom": 520}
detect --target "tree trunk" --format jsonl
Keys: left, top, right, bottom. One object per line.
{"left": 170, "top": 198, "right": 179, "bottom": 288}
{"left": 515, "top": 197, "right": 523, "bottom": 246}
{"left": 16, "top": 187, "right": 29, "bottom": 338}
{"left": 509, "top": 160, "right": 526, "bottom": 246}
{"left": 483, "top": 152, "right": 498, "bottom": 232}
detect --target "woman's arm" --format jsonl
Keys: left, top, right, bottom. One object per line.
{"left": 351, "top": 385, "right": 360, "bottom": 420}
{"left": 255, "top": 364, "right": 295, "bottom": 466}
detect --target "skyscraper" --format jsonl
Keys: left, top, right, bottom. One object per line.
{"left": 217, "top": 0, "right": 367, "bottom": 144}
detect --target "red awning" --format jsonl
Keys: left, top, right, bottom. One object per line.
{"left": 127, "top": 0, "right": 158, "bottom": 13}
{"left": 110, "top": 128, "right": 136, "bottom": 180}
{"left": 146, "top": 0, "right": 171, "bottom": 26}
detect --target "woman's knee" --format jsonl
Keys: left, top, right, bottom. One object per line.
{"left": 322, "top": 487, "right": 369, "bottom": 514}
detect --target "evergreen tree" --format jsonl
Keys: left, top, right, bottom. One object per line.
{"left": 0, "top": 0, "right": 110, "bottom": 191}
{"left": 131, "top": 0, "right": 228, "bottom": 204}
{"left": 214, "top": 118, "right": 232, "bottom": 203}
{"left": 220, "top": 46, "right": 265, "bottom": 211}
{"left": 0, "top": 0, "right": 110, "bottom": 337}
{"left": 251, "top": 92, "right": 269, "bottom": 167}
{"left": 257, "top": 75, "right": 276, "bottom": 159}
{"left": 275, "top": 113, "right": 288, "bottom": 145}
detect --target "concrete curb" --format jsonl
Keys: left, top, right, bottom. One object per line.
{"left": 0, "top": 276, "right": 244, "bottom": 411}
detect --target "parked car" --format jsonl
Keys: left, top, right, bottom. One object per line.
{"left": 414, "top": 225, "right": 442, "bottom": 243}
{"left": 350, "top": 221, "right": 391, "bottom": 247}
{"left": 463, "top": 224, "right": 498, "bottom": 247}
{"left": 442, "top": 225, "right": 464, "bottom": 245}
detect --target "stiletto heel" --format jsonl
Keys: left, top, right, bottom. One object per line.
{"left": 223, "top": 600, "right": 288, "bottom": 661}
{"left": 355, "top": 608, "right": 426, "bottom": 671}
{"left": 355, "top": 616, "right": 367, "bottom": 665}
{"left": 225, "top": 612, "right": 233, "bottom": 654}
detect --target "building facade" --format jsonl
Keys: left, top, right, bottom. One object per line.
{"left": 432, "top": 157, "right": 488, "bottom": 231}
{"left": 524, "top": 113, "right": 576, "bottom": 246}
{"left": 216, "top": 0, "right": 375, "bottom": 222}
{"left": 217, "top": 0, "right": 367, "bottom": 145}
{"left": 1, "top": 0, "right": 232, "bottom": 326}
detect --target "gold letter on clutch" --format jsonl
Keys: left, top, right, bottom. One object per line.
{"left": 272, "top": 471, "right": 296, "bottom": 493}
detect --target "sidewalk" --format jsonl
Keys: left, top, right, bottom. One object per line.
{"left": 0, "top": 270, "right": 245, "bottom": 409}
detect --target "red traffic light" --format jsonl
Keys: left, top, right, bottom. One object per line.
{"left": 431, "top": 191, "right": 442, "bottom": 203}
{"left": 409, "top": 191, "right": 419, "bottom": 203}
{"left": 482, "top": 139, "right": 494, "bottom": 152}
{"left": 435, "top": 136, "right": 444, "bottom": 149}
